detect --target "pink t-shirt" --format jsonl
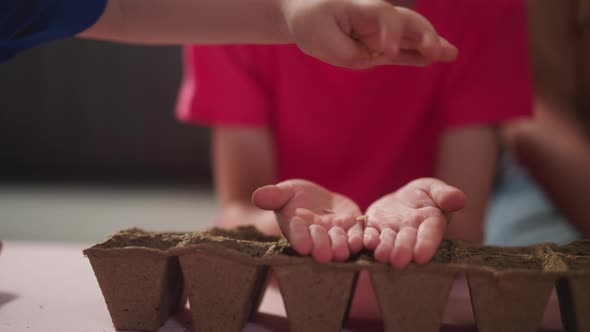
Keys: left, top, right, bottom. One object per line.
{"left": 176, "top": 0, "right": 532, "bottom": 320}
{"left": 178, "top": 0, "right": 532, "bottom": 211}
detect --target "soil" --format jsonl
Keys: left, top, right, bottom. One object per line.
{"left": 179, "top": 227, "right": 278, "bottom": 257}
{"left": 202, "top": 226, "right": 280, "bottom": 243}
{"left": 454, "top": 245, "right": 543, "bottom": 270}
{"left": 542, "top": 254, "right": 569, "bottom": 272}
{"left": 431, "top": 240, "right": 454, "bottom": 263}
{"left": 265, "top": 238, "right": 300, "bottom": 257}
{"left": 98, "top": 228, "right": 186, "bottom": 251}
{"left": 457, "top": 244, "right": 537, "bottom": 257}
{"left": 354, "top": 240, "right": 454, "bottom": 265}
{"left": 93, "top": 228, "right": 590, "bottom": 273}
{"left": 559, "top": 254, "right": 590, "bottom": 271}
{"left": 558, "top": 241, "right": 590, "bottom": 256}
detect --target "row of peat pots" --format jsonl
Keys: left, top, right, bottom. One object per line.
{"left": 83, "top": 227, "right": 590, "bottom": 332}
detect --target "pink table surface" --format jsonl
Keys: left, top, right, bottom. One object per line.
{"left": 0, "top": 241, "right": 564, "bottom": 332}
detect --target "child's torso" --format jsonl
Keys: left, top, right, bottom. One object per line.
{"left": 259, "top": 45, "right": 447, "bottom": 209}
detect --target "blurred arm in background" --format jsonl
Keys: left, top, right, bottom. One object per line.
{"left": 212, "top": 127, "right": 281, "bottom": 236}
{"left": 437, "top": 126, "right": 498, "bottom": 244}
{"left": 504, "top": 101, "right": 590, "bottom": 238}
{"left": 496, "top": 0, "right": 590, "bottom": 241}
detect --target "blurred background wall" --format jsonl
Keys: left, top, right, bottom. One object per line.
{"left": 0, "top": 39, "right": 211, "bottom": 184}
{"left": 0, "top": 40, "right": 216, "bottom": 242}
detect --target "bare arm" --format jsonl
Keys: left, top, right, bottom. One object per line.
{"left": 505, "top": 101, "right": 590, "bottom": 238}
{"left": 212, "top": 127, "right": 281, "bottom": 235}
{"left": 78, "top": 0, "right": 457, "bottom": 69}
{"left": 79, "top": 0, "right": 291, "bottom": 44}
{"left": 435, "top": 126, "right": 499, "bottom": 243}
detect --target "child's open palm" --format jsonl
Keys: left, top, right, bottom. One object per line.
{"left": 252, "top": 179, "right": 363, "bottom": 263}
{"left": 363, "top": 178, "right": 466, "bottom": 268}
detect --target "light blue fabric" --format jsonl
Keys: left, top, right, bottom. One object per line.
{"left": 484, "top": 153, "right": 581, "bottom": 246}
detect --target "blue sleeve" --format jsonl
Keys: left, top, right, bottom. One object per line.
{"left": 0, "top": 0, "right": 108, "bottom": 62}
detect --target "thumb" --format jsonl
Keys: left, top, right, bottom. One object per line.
{"left": 438, "top": 37, "right": 459, "bottom": 62}
{"left": 428, "top": 180, "right": 466, "bottom": 212}
{"left": 410, "top": 178, "right": 466, "bottom": 212}
{"left": 252, "top": 182, "right": 295, "bottom": 211}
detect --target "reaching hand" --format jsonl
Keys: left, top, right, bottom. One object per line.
{"left": 283, "top": 0, "right": 458, "bottom": 69}
{"left": 363, "top": 178, "right": 466, "bottom": 267}
{"left": 252, "top": 179, "right": 363, "bottom": 262}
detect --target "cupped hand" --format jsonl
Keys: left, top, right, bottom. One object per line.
{"left": 363, "top": 178, "right": 466, "bottom": 267}
{"left": 252, "top": 179, "right": 363, "bottom": 262}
